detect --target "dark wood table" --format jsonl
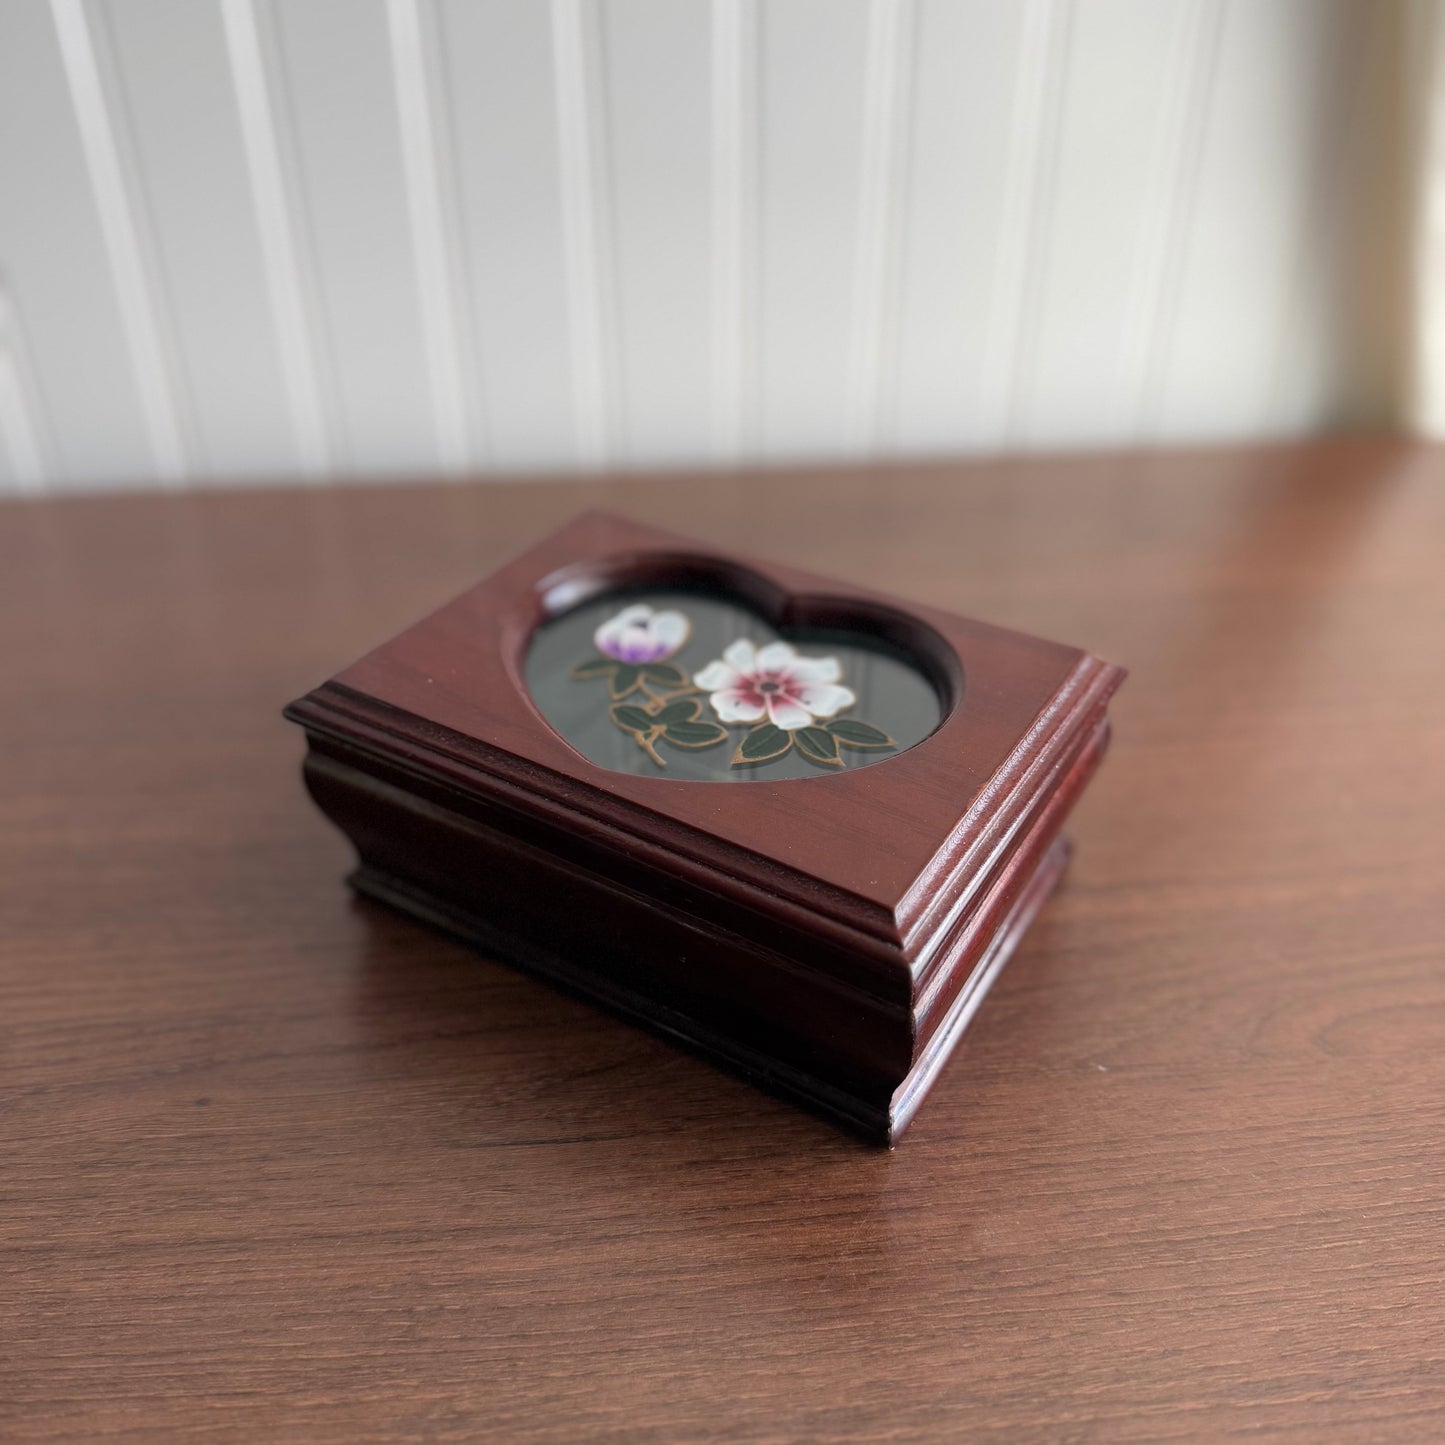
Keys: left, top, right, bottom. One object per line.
{"left": 4, "top": 440, "right": 1443, "bottom": 1442}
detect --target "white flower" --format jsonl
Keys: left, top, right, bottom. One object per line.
{"left": 693, "top": 639, "right": 856, "bottom": 731}
{"left": 594, "top": 604, "right": 690, "bottom": 664}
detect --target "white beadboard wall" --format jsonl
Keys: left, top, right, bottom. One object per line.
{"left": 0, "top": 0, "right": 1401, "bottom": 494}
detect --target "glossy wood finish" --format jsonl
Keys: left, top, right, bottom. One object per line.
{"left": 285, "top": 512, "right": 1123, "bottom": 1141}
{"left": 4, "top": 439, "right": 1443, "bottom": 1440}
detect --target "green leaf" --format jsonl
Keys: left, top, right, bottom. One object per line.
{"left": 663, "top": 720, "right": 727, "bottom": 748}
{"left": 826, "top": 719, "right": 895, "bottom": 749}
{"left": 654, "top": 697, "right": 702, "bottom": 725}
{"left": 642, "top": 662, "right": 687, "bottom": 687}
{"left": 610, "top": 704, "right": 654, "bottom": 734}
{"left": 796, "top": 726, "right": 843, "bottom": 767}
{"left": 570, "top": 656, "right": 617, "bottom": 680}
{"left": 733, "top": 723, "right": 791, "bottom": 765}
{"left": 608, "top": 664, "right": 642, "bottom": 699}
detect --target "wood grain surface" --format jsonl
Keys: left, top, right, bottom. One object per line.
{"left": 3, "top": 440, "right": 1443, "bottom": 1442}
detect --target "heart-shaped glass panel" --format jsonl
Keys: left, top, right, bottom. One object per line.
{"left": 525, "top": 586, "right": 946, "bottom": 781}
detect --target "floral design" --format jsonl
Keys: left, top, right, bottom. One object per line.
{"left": 571, "top": 605, "right": 724, "bottom": 763}
{"left": 594, "top": 604, "right": 690, "bottom": 663}
{"left": 694, "top": 639, "right": 855, "bottom": 732}
{"left": 570, "top": 604, "right": 897, "bottom": 772}
{"left": 571, "top": 604, "right": 693, "bottom": 702}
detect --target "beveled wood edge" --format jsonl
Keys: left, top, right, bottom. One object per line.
{"left": 898, "top": 653, "right": 1125, "bottom": 951}
{"left": 288, "top": 683, "right": 907, "bottom": 978}
{"left": 890, "top": 836, "right": 1073, "bottom": 1142}
{"left": 304, "top": 739, "right": 915, "bottom": 1017}
{"left": 288, "top": 654, "right": 1114, "bottom": 979}
{"left": 912, "top": 714, "right": 1110, "bottom": 1015}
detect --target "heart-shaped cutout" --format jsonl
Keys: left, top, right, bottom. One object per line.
{"left": 524, "top": 566, "right": 949, "bottom": 782}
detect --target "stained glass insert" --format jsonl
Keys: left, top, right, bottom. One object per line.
{"left": 524, "top": 589, "right": 946, "bottom": 782}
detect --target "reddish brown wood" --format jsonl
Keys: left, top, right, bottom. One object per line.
{"left": 3, "top": 440, "right": 1444, "bottom": 1441}
{"left": 310, "top": 511, "right": 1100, "bottom": 928}
{"left": 283, "top": 513, "right": 1124, "bottom": 1140}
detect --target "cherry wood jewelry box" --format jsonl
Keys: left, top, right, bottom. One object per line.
{"left": 285, "top": 512, "right": 1125, "bottom": 1144}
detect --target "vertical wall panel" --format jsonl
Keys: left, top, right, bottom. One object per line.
{"left": 0, "top": 285, "right": 57, "bottom": 493}
{"left": 845, "top": 0, "right": 916, "bottom": 455}
{"left": 601, "top": 0, "right": 712, "bottom": 465}
{"left": 103, "top": 0, "right": 300, "bottom": 479}
{"left": 0, "top": 0, "right": 1408, "bottom": 490}
{"left": 709, "top": 0, "right": 760, "bottom": 462}
{"left": 0, "top": 413, "right": 16, "bottom": 494}
{"left": 274, "top": 0, "right": 436, "bottom": 476}
{"left": 437, "top": 0, "right": 575, "bottom": 470}
{"left": 757, "top": 0, "right": 872, "bottom": 459}
{"left": 386, "top": 0, "right": 481, "bottom": 471}
{"left": 0, "top": 374, "right": 18, "bottom": 492}
{"left": 1018, "top": 0, "right": 1191, "bottom": 447}
{"left": 550, "top": 0, "right": 617, "bottom": 466}
{"left": 892, "top": 0, "right": 1030, "bottom": 454}
{"left": 1154, "top": 0, "right": 1356, "bottom": 442}
{"left": 219, "top": 0, "right": 337, "bottom": 475}
{"left": 1266, "top": 0, "right": 1392, "bottom": 434}
{"left": 0, "top": 340, "right": 28, "bottom": 491}
{"left": 1110, "top": 0, "right": 1223, "bottom": 444}
{"left": 0, "top": 0, "right": 157, "bottom": 489}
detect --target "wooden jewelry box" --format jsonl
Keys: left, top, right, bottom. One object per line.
{"left": 285, "top": 512, "right": 1125, "bottom": 1144}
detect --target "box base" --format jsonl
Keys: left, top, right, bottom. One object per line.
{"left": 349, "top": 832, "right": 1071, "bottom": 1147}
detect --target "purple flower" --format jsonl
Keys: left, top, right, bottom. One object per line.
{"left": 594, "top": 604, "right": 691, "bottom": 664}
